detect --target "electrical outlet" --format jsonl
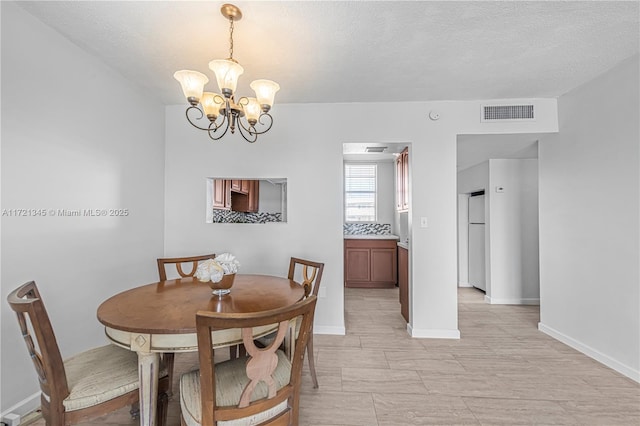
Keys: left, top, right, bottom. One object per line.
{"left": 495, "top": 186, "right": 505, "bottom": 193}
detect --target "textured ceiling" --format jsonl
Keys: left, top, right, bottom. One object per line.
{"left": 17, "top": 1, "right": 639, "bottom": 106}
{"left": 14, "top": 1, "right": 639, "bottom": 169}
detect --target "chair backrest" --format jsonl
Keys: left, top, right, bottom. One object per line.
{"left": 195, "top": 295, "right": 317, "bottom": 425}
{"left": 156, "top": 253, "right": 216, "bottom": 281}
{"left": 7, "top": 281, "right": 69, "bottom": 406}
{"left": 288, "top": 257, "right": 324, "bottom": 297}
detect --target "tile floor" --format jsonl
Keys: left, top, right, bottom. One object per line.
{"left": 27, "top": 287, "right": 640, "bottom": 425}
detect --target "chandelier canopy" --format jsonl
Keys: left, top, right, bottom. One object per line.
{"left": 174, "top": 4, "right": 280, "bottom": 143}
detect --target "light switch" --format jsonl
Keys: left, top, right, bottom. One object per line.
{"left": 420, "top": 217, "right": 428, "bottom": 228}
{"left": 496, "top": 186, "right": 505, "bottom": 193}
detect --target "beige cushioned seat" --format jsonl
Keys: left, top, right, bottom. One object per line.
{"left": 61, "top": 345, "right": 165, "bottom": 411}
{"left": 180, "top": 350, "right": 291, "bottom": 426}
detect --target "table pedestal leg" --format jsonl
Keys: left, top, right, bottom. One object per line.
{"left": 137, "top": 351, "right": 160, "bottom": 426}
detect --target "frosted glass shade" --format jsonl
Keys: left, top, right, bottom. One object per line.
{"left": 243, "top": 98, "right": 262, "bottom": 123}
{"left": 250, "top": 79, "right": 280, "bottom": 109}
{"left": 201, "top": 92, "right": 223, "bottom": 118}
{"left": 173, "top": 70, "right": 209, "bottom": 102}
{"left": 208, "top": 59, "right": 244, "bottom": 95}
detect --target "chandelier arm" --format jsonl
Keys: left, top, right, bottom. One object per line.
{"left": 207, "top": 117, "right": 231, "bottom": 141}
{"left": 186, "top": 105, "right": 231, "bottom": 140}
{"left": 236, "top": 120, "right": 258, "bottom": 143}
{"left": 185, "top": 106, "right": 214, "bottom": 131}
{"left": 238, "top": 112, "right": 274, "bottom": 136}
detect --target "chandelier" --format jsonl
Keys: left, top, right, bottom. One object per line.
{"left": 174, "top": 4, "right": 280, "bottom": 143}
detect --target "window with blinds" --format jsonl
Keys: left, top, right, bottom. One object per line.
{"left": 344, "top": 163, "right": 377, "bottom": 222}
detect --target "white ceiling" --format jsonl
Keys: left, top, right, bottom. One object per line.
{"left": 457, "top": 134, "right": 540, "bottom": 171}
{"left": 343, "top": 142, "right": 408, "bottom": 162}
{"left": 15, "top": 1, "right": 639, "bottom": 168}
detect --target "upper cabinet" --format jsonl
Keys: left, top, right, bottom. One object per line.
{"left": 213, "top": 179, "right": 232, "bottom": 210}
{"left": 396, "top": 147, "right": 409, "bottom": 212}
{"left": 230, "top": 179, "right": 251, "bottom": 195}
{"left": 213, "top": 179, "right": 259, "bottom": 212}
{"left": 232, "top": 180, "right": 259, "bottom": 213}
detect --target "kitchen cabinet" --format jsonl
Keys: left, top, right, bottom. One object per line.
{"left": 232, "top": 180, "right": 259, "bottom": 213}
{"left": 398, "top": 245, "right": 409, "bottom": 322}
{"left": 396, "top": 147, "right": 409, "bottom": 212}
{"left": 230, "top": 179, "right": 250, "bottom": 195}
{"left": 213, "top": 179, "right": 259, "bottom": 212}
{"left": 344, "top": 239, "right": 397, "bottom": 288}
{"left": 213, "top": 179, "right": 231, "bottom": 210}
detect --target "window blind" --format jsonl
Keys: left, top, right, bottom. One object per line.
{"left": 345, "top": 164, "right": 376, "bottom": 222}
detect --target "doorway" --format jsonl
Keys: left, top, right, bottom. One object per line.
{"left": 456, "top": 134, "right": 540, "bottom": 305}
{"left": 342, "top": 142, "right": 412, "bottom": 325}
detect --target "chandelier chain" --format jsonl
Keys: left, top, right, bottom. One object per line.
{"left": 228, "top": 18, "right": 234, "bottom": 60}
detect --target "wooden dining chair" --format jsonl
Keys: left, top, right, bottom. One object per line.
{"left": 157, "top": 253, "right": 217, "bottom": 281}
{"left": 7, "top": 281, "right": 170, "bottom": 426}
{"left": 179, "top": 295, "right": 317, "bottom": 426}
{"left": 156, "top": 253, "right": 216, "bottom": 391}
{"left": 288, "top": 257, "right": 324, "bottom": 388}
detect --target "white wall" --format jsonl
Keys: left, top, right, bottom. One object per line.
{"left": 377, "top": 160, "right": 396, "bottom": 228}
{"left": 538, "top": 55, "right": 640, "bottom": 381}
{"left": 488, "top": 159, "right": 539, "bottom": 304}
{"left": 165, "top": 99, "right": 558, "bottom": 340}
{"left": 258, "top": 180, "right": 284, "bottom": 214}
{"left": 457, "top": 195, "right": 470, "bottom": 286}
{"left": 164, "top": 104, "right": 348, "bottom": 335}
{"left": 458, "top": 161, "right": 490, "bottom": 194}
{"left": 1, "top": 2, "right": 166, "bottom": 413}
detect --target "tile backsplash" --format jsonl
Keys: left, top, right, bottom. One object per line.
{"left": 343, "top": 223, "right": 392, "bottom": 235}
{"left": 212, "top": 209, "right": 283, "bottom": 223}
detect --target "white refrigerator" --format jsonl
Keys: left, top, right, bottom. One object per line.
{"left": 468, "top": 194, "right": 486, "bottom": 291}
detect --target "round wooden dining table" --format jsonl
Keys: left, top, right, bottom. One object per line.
{"left": 97, "top": 274, "right": 305, "bottom": 426}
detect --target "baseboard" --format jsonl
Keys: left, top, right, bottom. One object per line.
{"left": 458, "top": 281, "right": 473, "bottom": 288}
{"left": 313, "top": 325, "right": 346, "bottom": 335}
{"left": 1, "top": 391, "right": 40, "bottom": 420}
{"left": 485, "top": 295, "right": 540, "bottom": 305}
{"left": 408, "top": 325, "right": 460, "bottom": 339}
{"left": 538, "top": 322, "right": 640, "bottom": 383}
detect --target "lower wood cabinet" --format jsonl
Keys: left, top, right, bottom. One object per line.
{"left": 344, "top": 239, "right": 398, "bottom": 288}
{"left": 398, "top": 245, "right": 409, "bottom": 322}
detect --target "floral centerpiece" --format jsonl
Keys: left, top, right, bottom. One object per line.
{"left": 195, "top": 253, "right": 240, "bottom": 296}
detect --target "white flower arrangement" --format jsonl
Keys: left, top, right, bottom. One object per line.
{"left": 195, "top": 253, "right": 240, "bottom": 283}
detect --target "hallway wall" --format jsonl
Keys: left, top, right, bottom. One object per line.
{"left": 538, "top": 55, "right": 640, "bottom": 381}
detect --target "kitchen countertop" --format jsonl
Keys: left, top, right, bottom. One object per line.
{"left": 343, "top": 234, "right": 400, "bottom": 240}
{"left": 397, "top": 241, "right": 409, "bottom": 249}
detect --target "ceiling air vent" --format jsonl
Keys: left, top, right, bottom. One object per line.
{"left": 365, "top": 146, "right": 387, "bottom": 153}
{"left": 481, "top": 104, "right": 535, "bottom": 122}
